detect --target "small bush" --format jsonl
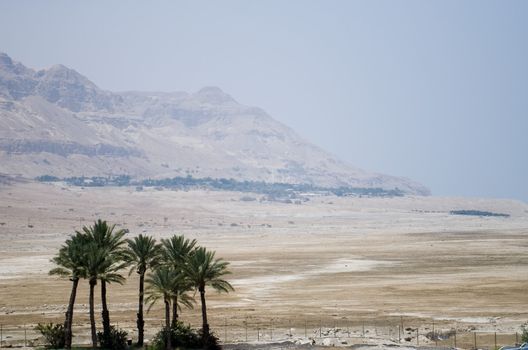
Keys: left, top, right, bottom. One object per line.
{"left": 199, "top": 331, "right": 222, "bottom": 350}
{"left": 97, "top": 325, "right": 128, "bottom": 350}
{"left": 150, "top": 322, "right": 203, "bottom": 350}
{"left": 173, "top": 323, "right": 202, "bottom": 348}
{"left": 148, "top": 328, "right": 169, "bottom": 350}
{"left": 35, "top": 323, "right": 65, "bottom": 349}
{"left": 521, "top": 322, "right": 528, "bottom": 343}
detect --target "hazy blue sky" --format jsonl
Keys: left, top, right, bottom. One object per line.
{"left": 1, "top": 1, "right": 527, "bottom": 201}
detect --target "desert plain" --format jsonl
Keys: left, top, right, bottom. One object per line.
{"left": 1, "top": 181, "right": 527, "bottom": 348}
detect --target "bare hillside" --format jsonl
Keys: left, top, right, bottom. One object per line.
{"left": 0, "top": 52, "right": 429, "bottom": 195}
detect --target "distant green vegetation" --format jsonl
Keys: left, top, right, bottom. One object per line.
{"left": 449, "top": 210, "right": 510, "bottom": 218}
{"left": 35, "top": 174, "right": 404, "bottom": 198}
{"left": 36, "top": 174, "right": 131, "bottom": 187}
{"left": 35, "top": 174, "right": 61, "bottom": 182}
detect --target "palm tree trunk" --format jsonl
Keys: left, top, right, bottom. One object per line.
{"left": 199, "top": 286, "right": 209, "bottom": 339}
{"left": 63, "top": 277, "right": 79, "bottom": 349}
{"left": 89, "top": 278, "right": 97, "bottom": 349}
{"left": 171, "top": 294, "right": 178, "bottom": 328}
{"left": 164, "top": 296, "right": 171, "bottom": 350}
{"left": 101, "top": 280, "right": 110, "bottom": 340}
{"left": 137, "top": 272, "right": 145, "bottom": 346}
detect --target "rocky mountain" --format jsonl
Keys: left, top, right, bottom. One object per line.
{"left": 0, "top": 52, "right": 430, "bottom": 195}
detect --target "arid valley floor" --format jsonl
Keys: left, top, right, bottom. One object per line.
{"left": 1, "top": 181, "right": 527, "bottom": 348}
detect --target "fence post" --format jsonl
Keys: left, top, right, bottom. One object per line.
{"left": 24, "top": 324, "right": 27, "bottom": 347}
{"left": 270, "top": 319, "right": 273, "bottom": 340}
{"left": 433, "top": 320, "right": 435, "bottom": 345}
{"left": 257, "top": 322, "right": 260, "bottom": 342}
{"left": 516, "top": 332, "right": 518, "bottom": 345}
{"left": 398, "top": 325, "right": 401, "bottom": 343}
{"left": 362, "top": 322, "right": 365, "bottom": 338}
{"left": 454, "top": 328, "right": 457, "bottom": 348}
{"left": 474, "top": 331, "right": 477, "bottom": 350}
{"left": 319, "top": 319, "right": 322, "bottom": 338}
{"left": 495, "top": 331, "right": 497, "bottom": 350}
{"left": 417, "top": 328, "right": 419, "bottom": 346}
{"left": 224, "top": 318, "right": 227, "bottom": 343}
{"left": 245, "top": 318, "right": 248, "bottom": 342}
{"left": 304, "top": 320, "right": 307, "bottom": 338}
{"left": 493, "top": 332, "right": 497, "bottom": 350}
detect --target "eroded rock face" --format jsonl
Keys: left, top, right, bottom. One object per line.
{"left": 0, "top": 54, "right": 122, "bottom": 112}
{"left": 34, "top": 65, "right": 123, "bottom": 112}
{"left": 0, "top": 52, "right": 38, "bottom": 99}
{"left": 0, "top": 52, "right": 430, "bottom": 195}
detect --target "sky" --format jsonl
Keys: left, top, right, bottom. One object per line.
{"left": 0, "top": 1, "right": 527, "bottom": 201}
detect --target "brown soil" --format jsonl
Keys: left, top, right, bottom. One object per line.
{"left": 0, "top": 182, "right": 527, "bottom": 347}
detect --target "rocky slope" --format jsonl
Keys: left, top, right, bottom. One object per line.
{"left": 0, "top": 52, "right": 429, "bottom": 195}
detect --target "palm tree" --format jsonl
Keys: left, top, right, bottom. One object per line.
{"left": 82, "top": 220, "right": 128, "bottom": 339}
{"left": 184, "top": 247, "right": 234, "bottom": 340}
{"left": 168, "top": 274, "right": 195, "bottom": 325}
{"left": 49, "top": 232, "right": 88, "bottom": 349}
{"left": 161, "top": 234, "right": 197, "bottom": 326}
{"left": 82, "top": 242, "right": 127, "bottom": 348}
{"left": 126, "top": 234, "right": 163, "bottom": 346}
{"left": 83, "top": 241, "right": 108, "bottom": 348}
{"left": 145, "top": 266, "right": 179, "bottom": 350}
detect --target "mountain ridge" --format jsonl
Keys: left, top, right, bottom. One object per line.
{"left": 0, "top": 52, "right": 430, "bottom": 195}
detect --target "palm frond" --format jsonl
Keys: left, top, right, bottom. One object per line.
{"left": 211, "top": 279, "right": 234, "bottom": 293}
{"left": 126, "top": 234, "right": 163, "bottom": 276}
{"left": 184, "top": 246, "right": 234, "bottom": 293}
{"left": 49, "top": 267, "right": 71, "bottom": 277}
{"left": 177, "top": 292, "right": 195, "bottom": 310}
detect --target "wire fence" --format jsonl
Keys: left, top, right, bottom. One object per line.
{"left": 210, "top": 318, "right": 523, "bottom": 349}
{"left": 0, "top": 318, "right": 524, "bottom": 349}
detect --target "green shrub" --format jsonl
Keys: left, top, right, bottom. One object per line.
{"left": 521, "top": 322, "right": 528, "bottom": 343}
{"left": 97, "top": 325, "right": 129, "bottom": 350}
{"left": 35, "top": 323, "right": 65, "bottom": 349}
{"left": 149, "top": 327, "right": 171, "bottom": 350}
{"left": 150, "top": 322, "right": 203, "bottom": 350}
{"left": 198, "top": 331, "right": 222, "bottom": 350}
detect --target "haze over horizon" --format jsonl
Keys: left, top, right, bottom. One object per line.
{"left": 1, "top": 1, "right": 527, "bottom": 202}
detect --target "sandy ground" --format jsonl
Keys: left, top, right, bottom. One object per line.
{"left": 0, "top": 181, "right": 527, "bottom": 348}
